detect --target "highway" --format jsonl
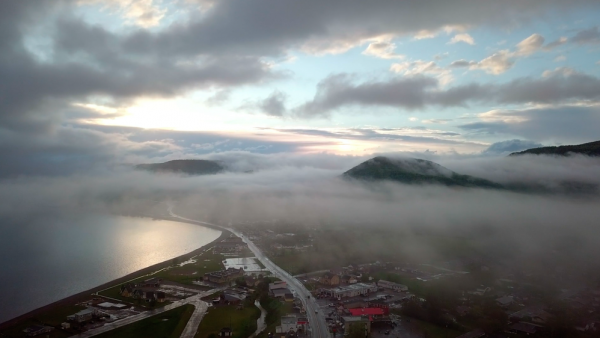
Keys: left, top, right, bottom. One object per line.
{"left": 168, "top": 207, "right": 331, "bottom": 338}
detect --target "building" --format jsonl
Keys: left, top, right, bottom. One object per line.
{"left": 269, "top": 281, "right": 288, "bottom": 291}
{"left": 320, "top": 272, "right": 341, "bottom": 286}
{"left": 496, "top": 295, "right": 514, "bottom": 307}
{"left": 120, "top": 283, "right": 134, "bottom": 297}
{"left": 272, "top": 287, "right": 293, "bottom": 300}
{"left": 23, "top": 325, "right": 53, "bottom": 337}
{"left": 67, "top": 308, "right": 98, "bottom": 323}
{"left": 204, "top": 268, "right": 245, "bottom": 284}
{"left": 220, "top": 327, "right": 233, "bottom": 337}
{"left": 139, "top": 278, "right": 161, "bottom": 288}
{"left": 377, "top": 280, "right": 408, "bottom": 292}
{"left": 507, "top": 322, "right": 539, "bottom": 335}
{"left": 322, "top": 283, "right": 377, "bottom": 299}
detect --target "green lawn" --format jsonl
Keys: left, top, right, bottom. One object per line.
{"left": 94, "top": 304, "right": 195, "bottom": 338}
{"left": 195, "top": 305, "right": 260, "bottom": 338}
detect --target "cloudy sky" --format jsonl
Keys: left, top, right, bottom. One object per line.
{"left": 2, "top": 0, "right": 600, "bottom": 176}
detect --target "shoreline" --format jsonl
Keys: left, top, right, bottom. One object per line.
{"left": 0, "top": 218, "right": 228, "bottom": 329}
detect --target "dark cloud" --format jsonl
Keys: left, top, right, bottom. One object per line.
{"left": 571, "top": 26, "right": 600, "bottom": 45}
{"left": 458, "top": 105, "right": 600, "bottom": 144}
{"left": 482, "top": 139, "right": 543, "bottom": 155}
{"left": 256, "top": 91, "right": 288, "bottom": 117}
{"left": 295, "top": 70, "right": 600, "bottom": 116}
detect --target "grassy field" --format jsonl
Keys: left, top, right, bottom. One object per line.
{"left": 94, "top": 304, "right": 195, "bottom": 338}
{"left": 99, "top": 250, "right": 226, "bottom": 305}
{"left": 195, "top": 305, "right": 260, "bottom": 338}
{"left": 0, "top": 304, "right": 86, "bottom": 338}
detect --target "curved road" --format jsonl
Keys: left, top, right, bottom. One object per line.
{"left": 168, "top": 208, "right": 331, "bottom": 338}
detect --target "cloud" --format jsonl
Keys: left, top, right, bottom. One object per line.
{"left": 390, "top": 60, "right": 453, "bottom": 85}
{"left": 470, "top": 50, "right": 515, "bottom": 74}
{"left": 571, "top": 26, "right": 600, "bottom": 44}
{"left": 458, "top": 104, "right": 600, "bottom": 144}
{"left": 482, "top": 139, "right": 543, "bottom": 155}
{"left": 450, "top": 34, "right": 568, "bottom": 75}
{"left": 296, "top": 70, "right": 600, "bottom": 117}
{"left": 256, "top": 91, "right": 288, "bottom": 117}
{"left": 515, "top": 33, "right": 545, "bottom": 56}
{"left": 362, "top": 41, "right": 405, "bottom": 59}
{"left": 449, "top": 33, "right": 475, "bottom": 45}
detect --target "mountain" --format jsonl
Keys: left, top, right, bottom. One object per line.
{"left": 343, "top": 156, "right": 503, "bottom": 189}
{"left": 135, "top": 159, "right": 224, "bottom": 175}
{"left": 509, "top": 140, "right": 600, "bottom": 157}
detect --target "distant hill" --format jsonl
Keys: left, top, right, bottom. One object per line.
{"left": 135, "top": 160, "right": 224, "bottom": 175}
{"left": 509, "top": 140, "right": 600, "bottom": 157}
{"left": 343, "top": 156, "right": 503, "bottom": 189}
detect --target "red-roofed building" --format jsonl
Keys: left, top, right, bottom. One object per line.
{"left": 348, "top": 307, "right": 389, "bottom": 321}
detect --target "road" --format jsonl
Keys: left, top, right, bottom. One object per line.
{"left": 179, "top": 298, "right": 209, "bottom": 338}
{"left": 69, "top": 288, "right": 216, "bottom": 338}
{"left": 168, "top": 208, "right": 331, "bottom": 338}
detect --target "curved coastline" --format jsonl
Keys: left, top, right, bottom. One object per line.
{"left": 0, "top": 218, "right": 226, "bottom": 329}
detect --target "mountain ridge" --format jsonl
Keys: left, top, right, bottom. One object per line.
{"left": 135, "top": 159, "right": 224, "bottom": 175}
{"left": 509, "top": 140, "right": 600, "bottom": 157}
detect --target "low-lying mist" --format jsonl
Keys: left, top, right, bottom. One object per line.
{"left": 1, "top": 152, "right": 600, "bottom": 289}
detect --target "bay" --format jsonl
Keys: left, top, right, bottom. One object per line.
{"left": 0, "top": 213, "right": 221, "bottom": 323}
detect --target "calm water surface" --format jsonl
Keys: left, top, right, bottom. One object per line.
{"left": 0, "top": 214, "right": 221, "bottom": 323}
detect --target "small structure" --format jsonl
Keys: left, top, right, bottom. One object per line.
{"left": 61, "top": 322, "right": 71, "bottom": 330}
{"left": 496, "top": 295, "right": 514, "bottom": 307}
{"left": 220, "top": 327, "right": 233, "bottom": 337}
{"left": 377, "top": 280, "right": 408, "bottom": 292}
{"left": 23, "top": 325, "right": 53, "bottom": 337}
{"left": 204, "top": 268, "right": 245, "bottom": 284}
{"left": 507, "top": 322, "right": 539, "bottom": 335}
{"left": 322, "top": 283, "right": 377, "bottom": 299}
{"left": 67, "top": 308, "right": 98, "bottom": 323}
{"left": 320, "top": 272, "right": 340, "bottom": 286}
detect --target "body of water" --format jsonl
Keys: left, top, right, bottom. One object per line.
{"left": 0, "top": 213, "right": 221, "bottom": 323}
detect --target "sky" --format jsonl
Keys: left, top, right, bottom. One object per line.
{"left": 1, "top": 0, "right": 600, "bottom": 176}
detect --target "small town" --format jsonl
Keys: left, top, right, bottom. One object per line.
{"left": 8, "top": 221, "right": 599, "bottom": 338}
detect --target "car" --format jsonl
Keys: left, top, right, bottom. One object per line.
{"left": 384, "top": 331, "right": 390, "bottom": 335}
{"left": 315, "top": 310, "right": 318, "bottom": 314}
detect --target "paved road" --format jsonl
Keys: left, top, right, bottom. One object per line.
{"left": 168, "top": 208, "right": 331, "bottom": 338}
{"left": 250, "top": 300, "right": 266, "bottom": 338}
{"left": 179, "top": 298, "right": 209, "bottom": 338}
{"left": 69, "top": 289, "right": 216, "bottom": 338}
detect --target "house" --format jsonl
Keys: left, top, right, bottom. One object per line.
{"left": 61, "top": 322, "right": 71, "bottom": 330}
{"left": 510, "top": 307, "right": 551, "bottom": 324}
{"left": 133, "top": 289, "right": 144, "bottom": 299}
{"left": 507, "top": 322, "right": 539, "bottom": 335}
{"left": 67, "top": 308, "right": 98, "bottom": 323}
{"left": 320, "top": 272, "right": 340, "bottom": 286}
{"left": 496, "top": 295, "right": 514, "bottom": 307}
{"left": 272, "top": 288, "right": 292, "bottom": 299}
{"left": 120, "top": 283, "right": 134, "bottom": 297}
{"left": 377, "top": 280, "right": 408, "bottom": 292}
{"left": 455, "top": 329, "right": 485, "bottom": 338}
{"left": 220, "top": 292, "right": 245, "bottom": 305}
{"left": 155, "top": 291, "right": 166, "bottom": 302}
{"left": 204, "top": 268, "right": 245, "bottom": 284}
{"left": 139, "top": 278, "right": 161, "bottom": 288}
{"left": 279, "top": 316, "right": 299, "bottom": 333}
{"left": 220, "top": 327, "right": 233, "bottom": 337}
{"left": 23, "top": 325, "right": 53, "bottom": 337}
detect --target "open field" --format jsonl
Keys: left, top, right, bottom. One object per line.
{"left": 195, "top": 305, "right": 260, "bottom": 338}
{"left": 94, "top": 304, "right": 195, "bottom": 338}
